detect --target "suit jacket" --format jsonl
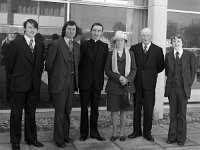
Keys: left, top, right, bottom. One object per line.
{"left": 78, "top": 39, "right": 109, "bottom": 91}
{"left": 105, "top": 50, "right": 137, "bottom": 95}
{"left": 130, "top": 42, "right": 164, "bottom": 90}
{"left": 45, "top": 37, "right": 80, "bottom": 94}
{"left": 5, "top": 36, "right": 45, "bottom": 92}
{"left": 164, "top": 50, "right": 197, "bottom": 99}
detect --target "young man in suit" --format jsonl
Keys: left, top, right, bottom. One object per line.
{"left": 45, "top": 21, "right": 80, "bottom": 148}
{"left": 79, "top": 23, "right": 109, "bottom": 141}
{"left": 128, "top": 28, "right": 164, "bottom": 141}
{"left": 6, "top": 19, "right": 45, "bottom": 150}
{"left": 165, "top": 34, "right": 196, "bottom": 146}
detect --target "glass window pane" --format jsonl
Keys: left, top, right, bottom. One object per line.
{"left": 40, "top": 2, "right": 65, "bottom": 17}
{"left": 168, "top": 0, "right": 200, "bottom": 12}
{"left": 167, "top": 11, "right": 200, "bottom": 89}
{"left": 13, "top": 0, "right": 38, "bottom": 14}
{"left": 71, "top": 3, "right": 147, "bottom": 45}
{"left": 0, "top": 0, "right": 7, "bottom": 12}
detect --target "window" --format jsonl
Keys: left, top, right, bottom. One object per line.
{"left": 70, "top": 3, "right": 147, "bottom": 46}
{"left": 40, "top": 2, "right": 64, "bottom": 17}
{"left": 0, "top": 0, "right": 7, "bottom": 13}
{"left": 13, "top": 0, "right": 38, "bottom": 14}
{"left": 168, "top": 0, "right": 200, "bottom": 12}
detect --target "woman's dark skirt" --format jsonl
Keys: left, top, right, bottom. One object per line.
{"left": 107, "top": 94, "right": 133, "bottom": 112}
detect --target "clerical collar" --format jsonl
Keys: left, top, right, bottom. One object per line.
{"left": 91, "top": 38, "right": 100, "bottom": 43}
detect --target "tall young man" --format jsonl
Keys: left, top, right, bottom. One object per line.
{"left": 165, "top": 34, "right": 196, "bottom": 146}
{"left": 45, "top": 21, "right": 80, "bottom": 148}
{"left": 79, "top": 23, "right": 108, "bottom": 141}
{"left": 6, "top": 19, "right": 45, "bottom": 150}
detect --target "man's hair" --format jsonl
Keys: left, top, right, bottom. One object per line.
{"left": 90, "top": 23, "right": 103, "bottom": 31}
{"left": 23, "top": 19, "right": 38, "bottom": 29}
{"left": 170, "top": 33, "right": 184, "bottom": 44}
{"left": 61, "top": 21, "right": 82, "bottom": 38}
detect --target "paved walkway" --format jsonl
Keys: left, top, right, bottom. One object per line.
{"left": 0, "top": 111, "right": 200, "bottom": 150}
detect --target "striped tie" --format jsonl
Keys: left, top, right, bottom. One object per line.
{"left": 29, "top": 39, "right": 34, "bottom": 53}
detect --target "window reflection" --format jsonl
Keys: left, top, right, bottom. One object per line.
{"left": 0, "top": 0, "right": 7, "bottom": 13}
{"left": 40, "top": 2, "right": 64, "bottom": 16}
{"left": 167, "top": 11, "right": 200, "bottom": 89}
{"left": 13, "top": 0, "right": 38, "bottom": 14}
{"left": 168, "top": 0, "right": 200, "bottom": 12}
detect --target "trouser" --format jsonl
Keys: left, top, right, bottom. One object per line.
{"left": 133, "top": 87, "right": 155, "bottom": 136}
{"left": 80, "top": 83, "right": 101, "bottom": 138}
{"left": 10, "top": 85, "right": 38, "bottom": 144}
{"left": 52, "top": 77, "right": 74, "bottom": 143}
{"left": 168, "top": 86, "right": 188, "bottom": 143}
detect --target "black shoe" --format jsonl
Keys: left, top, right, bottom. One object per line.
{"left": 64, "top": 138, "right": 74, "bottom": 143}
{"left": 110, "top": 136, "right": 117, "bottom": 141}
{"left": 12, "top": 143, "right": 20, "bottom": 150}
{"left": 143, "top": 135, "right": 154, "bottom": 141}
{"left": 55, "top": 142, "right": 66, "bottom": 148}
{"left": 177, "top": 141, "right": 185, "bottom": 146}
{"left": 166, "top": 139, "right": 176, "bottom": 144}
{"left": 27, "top": 140, "right": 43, "bottom": 147}
{"left": 119, "top": 136, "right": 126, "bottom": 141}
{"left": 79, "top": 137, "right": 87, "bottom": 141}
{"left": 90, "top": 135, "right": 105, "bottom": 141}
{"left": 128, "top": 133, "right": 142, "bottom": 139}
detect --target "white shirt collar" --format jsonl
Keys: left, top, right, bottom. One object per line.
{"left": 142, "top": 42, "right": 151, "bottom": 51}
{"left": 24, "top": 35, "right": 35, "bottom": 47}
{"left": 174, "top": 49, "right": 183, "bottom": 58}
{"left": 64, "top": 37, "right": 73, "bottom": 45}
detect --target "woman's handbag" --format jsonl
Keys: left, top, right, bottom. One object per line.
{"left": 120, "top": 83, "right": 133, "bottom": 109}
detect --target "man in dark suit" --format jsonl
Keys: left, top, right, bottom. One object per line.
{"left": 45, "top": 21, "right": 80, "bottom": 148}
{"left": 165, "top": 34, "right": 196, "bottom": 146}
{"left": 128, "top": 28, "right": 164, "bottom": 141}
{"left": 5, "top": 19, "right": 44, "bottom": 150}
{"left": 79, "top": 23, "right": 109, "bottom": 141}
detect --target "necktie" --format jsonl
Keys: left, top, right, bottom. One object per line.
{"left": 175, "top": 51, "right": 179, "bottom": 60}
{"left": 144, "top": 45, "right": 147, "bottom": 54}
{"left": 29, "top": 39, "right": 34, "bottom": 53}
{"left": 68, "top": 40, "right": 73, "bottom": 51}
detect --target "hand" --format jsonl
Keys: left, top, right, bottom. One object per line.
{"left": 119, "top": 76, "right": 128, "bottom": 85}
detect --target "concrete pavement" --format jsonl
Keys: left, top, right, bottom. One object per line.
{"left": 1, "top": 123, "right": 200, "bottom": 150}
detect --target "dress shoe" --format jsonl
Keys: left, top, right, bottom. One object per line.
{"left": 128, "top": 133, "right": 142, "bottom": 139}
{"left": 27, "top": 140, "right": 43, "bottom": 147}
{"left": 177, "top": 141, "right": 185, "bottom": 146}
{"left": 166, "top": 139, "right": 176, "bottom": 144}
{"left": 90, "top": 135, "right": 105, "bottom": 141}
{"left": 79, "top": 137, "right": 87, "bottom": 141}
{"left": 55, "top": 142, "right": 66, "bottom": 148}
{"left": 110, "top": 136, "right": 117, "bottom": 141}
{"left": 143, "top": 135, "right": 154, "bottom": 141}
{"left": 64, "top": 138, "right": 74, "bottom": 143}
{"left": 119, "top": 136, "right": 126, "bottom": 141}
{"left": 12, "top": 143, "right": 20, "bottom": 150}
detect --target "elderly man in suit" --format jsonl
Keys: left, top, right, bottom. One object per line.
{"left": 165, "top": 34, "right": 196, "bottom": 146}
{"left": 45, "top": 21, "right": 80, "bottom": 148}
{"left": 6, "top": 19, "right": 45, "bottom": 150}
{"left": 79, "top": 23, "right": 109, "bottom": 141}
{"left": 128, "top": 28, "right": 164, "bottom": 141}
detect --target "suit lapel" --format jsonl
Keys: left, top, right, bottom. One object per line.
{"left": 181, "top": 50, "right": 188, "bottom": 73}
{"left": 95, "top": 41, "right": 104, "bottom": 62}
{"left": 138, "top": 43, "right": 144, "bottom": 63}
{"left": 87, "top": 39, "right": 95, "bottom": 62}
{"left": 73, "top": 42, "right": 79, "bottom": 65}
{"left": 60, "top": 38, "right": 70, "bottom": 65}
{"left": 168, "top": 50, "right": 175, "bottom": 72}
{"left": 21, "top": 37, "right": 33, "bottom": 64}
